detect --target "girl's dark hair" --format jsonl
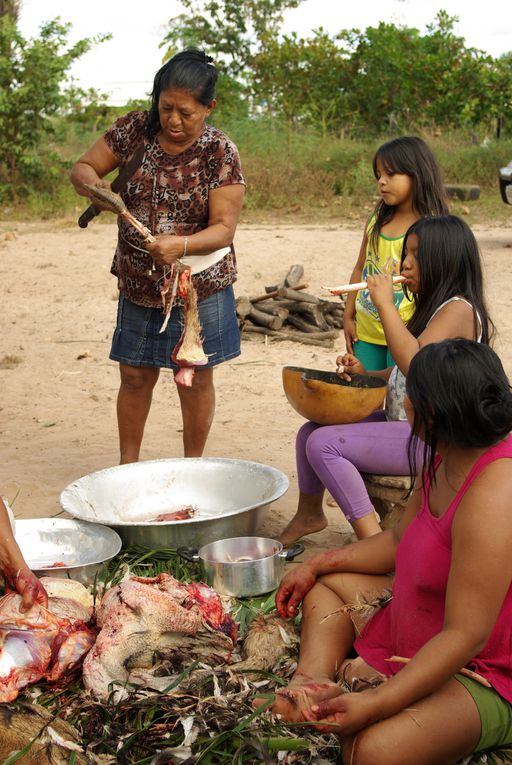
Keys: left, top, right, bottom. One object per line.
{"left": 406, "top": 339, "right": 512, "bottom": 485}
{"left": 147, "top": 48, "right": 217, "bottom": 137}
{"left": 370, "top": 136, "right": 449, "bottom": 251}
{"left": 403, "top": 215, "right": 494, "bottom": 344}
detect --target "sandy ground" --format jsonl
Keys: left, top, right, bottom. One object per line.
{"left": 1, "top": 218, "right": 511, "bottom": 557}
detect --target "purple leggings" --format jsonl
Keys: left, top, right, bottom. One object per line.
{"left": 296, "top": 411, "right": 421, "bottom": 522}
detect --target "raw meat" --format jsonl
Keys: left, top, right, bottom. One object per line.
{"left": 83, "top": 573, "right": 237, "bottom": 700}
{"left": 0, "top": 581, "right": 95, "bottom": 702}
{"left": 153, "top": 506, "right": 195, "bottom": 522}
{"left": 171, "top": 269, "right": 208, "bottom": 387}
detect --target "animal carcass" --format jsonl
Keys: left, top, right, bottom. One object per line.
{"left": 0, "top": 578, "right": 96, "bottom": 702}
{"left": 83, "top": 573, "right": 237, "bottom": 700}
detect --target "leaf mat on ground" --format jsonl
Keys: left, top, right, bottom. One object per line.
{"left": 7, "top": 547, "right": 333, "bottom": 763}
{"left": 8, "top": 547, "right": 512, "bottom": 765}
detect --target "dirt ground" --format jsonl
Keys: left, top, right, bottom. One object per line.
{"left": 1, "top": 218, "right": 511, "bottom": 557}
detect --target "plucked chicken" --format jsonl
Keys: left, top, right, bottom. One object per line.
{"left": 83, "top": 573, "right": 237, "bottom": 700}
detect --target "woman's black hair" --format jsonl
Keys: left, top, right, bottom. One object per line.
{"left": 147, "top": 48, "right": 217, "bottom": 137}
{"left": 370, "top": 136, "right": 449, "bottom": 251}
{"left": 406, "top": 339, "right": 512, "bottom": 486}
{"left": 402, "top": 215, "right": 494, "bottom": 344}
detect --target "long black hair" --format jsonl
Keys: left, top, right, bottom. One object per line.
{"left": 406, "top": 339, "right": 512, "bottom": 485}
{"left": 402, "top": 215, "right": 494, "bottom": 344}
{"left": 370, "top": 136, "right": 449, "bottom": 251}
{"left": 147, "top": 48, "right": 217, "bottom": 138}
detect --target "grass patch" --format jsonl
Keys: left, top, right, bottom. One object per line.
{"left": 4, "top": 547, "right": 339, "bottom": 764}
{"left": 2, "top": 122, "right": 511, "bottom": 226}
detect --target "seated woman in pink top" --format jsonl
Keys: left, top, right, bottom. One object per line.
{"left": 266, "top": 339, "right": 512, "bottom": 765}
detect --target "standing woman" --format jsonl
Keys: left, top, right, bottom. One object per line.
{"left": 71, "top": 49, "right": 245, "bottom": 463}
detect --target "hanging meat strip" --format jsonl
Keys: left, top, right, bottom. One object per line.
{"left": 171, "top": 268, "right": 208, "bottom": 386}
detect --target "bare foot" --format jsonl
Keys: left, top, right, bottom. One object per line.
{"left": 253, "top": 671, "right": 342, "bottom": 722}
{"left": 278, "top": 512, "right": 328, "bottom": 547}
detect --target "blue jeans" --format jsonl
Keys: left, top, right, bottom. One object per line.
{"left": 110, "top": 286, "right": 241, "bottom": 369}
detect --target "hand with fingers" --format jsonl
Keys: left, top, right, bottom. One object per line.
{"left": 366, "top": 273, "right": 396, "bottom": 312}
{"left": 335, "top": 353, "right": 366, "bottom": 382}
{"left": 276, "top": 561, "right": 318, "bottom": 619}
{"left": 147, "top": 235, "right": 186, "bottom": 267}
{"left": 303, "top": 686, "right": 378, "bottom": 735}
{"left": 4, "top": 566, "right": 48, "bottom": 611}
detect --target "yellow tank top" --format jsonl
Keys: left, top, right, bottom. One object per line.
{"left": 355, "top": 219, "right": 415, "bottom": 345}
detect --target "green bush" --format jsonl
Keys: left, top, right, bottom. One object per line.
{"left": 2, "top": 114, "right": 511, "bottom": 222}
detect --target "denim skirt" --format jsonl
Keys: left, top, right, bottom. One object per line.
{"left": 110, "top": 285, "right": 241, "bottom": 370}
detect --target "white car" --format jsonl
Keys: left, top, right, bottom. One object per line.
{"left": 500, "top": 162, "right": 512, "bottom": 204}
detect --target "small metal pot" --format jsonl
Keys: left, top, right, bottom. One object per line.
{"left": 178, "top": 536, "right": 304, "bottom": 598}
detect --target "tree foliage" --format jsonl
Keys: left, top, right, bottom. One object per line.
{"left": 161, "top": 4, "right": 512, "bottom": 138}
{"left": 160, "top": 0, "right": 304, "bottom": 126}
{"left": 160, "top": 0, "right": 302, "bottom": 76}
{"left": 1, "top": 1, "right": 512, "bottom": 213}
{"left": 0, "top": 15, "right": 108, "bottom": 201}
{"left": 251, "top": 30, "right": 349, "bottom": 136}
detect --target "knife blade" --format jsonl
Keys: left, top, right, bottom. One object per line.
{"left": 77, "top": 142, "right": 145, "bottom": 229}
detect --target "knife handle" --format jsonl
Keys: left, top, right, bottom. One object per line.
{"left": 78, "top": 203, "right": 100, "bottom": 229}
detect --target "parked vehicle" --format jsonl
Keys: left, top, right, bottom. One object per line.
{"left": 499, "top": 161, "right": 512, "bottom": 204}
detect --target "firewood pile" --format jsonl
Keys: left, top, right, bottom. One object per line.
{"left": 236, "top": 265, "right": 345, "bottom": 349}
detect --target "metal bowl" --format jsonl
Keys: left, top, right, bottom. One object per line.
{"left": 59, "top": 458, "right": 289, "bottom": 549}
{"left": 282, "top": 366, "right": 387, "bottom": 425}
{"left": 15, "top": 518, "right": 122, "bottom": 586}
{"left": 178, "top": 537, "right": 305, "bottom": 597}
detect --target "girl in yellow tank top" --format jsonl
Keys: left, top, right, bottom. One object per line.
{"left": 343, "top": 136, "right": 449, "bottom": 370}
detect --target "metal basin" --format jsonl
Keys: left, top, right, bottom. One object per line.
{"left": 283, "top": 366, "right": 387, "bottom": 425}
{"left": 15, "top": 518, "right": 122, "bottom": 586}
{"left": 59, "top": 458, "right": 289, "bottom": 549}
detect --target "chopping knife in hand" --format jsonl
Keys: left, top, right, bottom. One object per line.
{"left": 78, "top": 142, "right": 145, "bottom": 229}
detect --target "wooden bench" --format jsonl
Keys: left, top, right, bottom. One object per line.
{"left": 361, "top": 473, "right": 412, "bottom": 529}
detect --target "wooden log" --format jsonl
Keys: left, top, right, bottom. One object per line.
{"left": 235, "top": 296, "right": 253, "bottom": 318}
{"left": 286, "top": 314, "right": 326, "bottom": 334}
{"left": 243, "top": 323, "right": 337, "bottom": 340}
{"left": 247, "top": 306, "right": 284, "bottom": 330}
{"left": 285, "top": 302, "right": 330, "bottom": 330}
{"left": 242, "top": 325, "right": 336, "bottom": 348}
{"left": 253, "top": 302, "right": 290, "bottom": 321}
{"left": 252, "top": 283, "right": 308, "bottom": 303}
{"left": 284, "top": 264, "right": 305, "bottom": 288}
{"left": 320, "top": 299, "right": 345, "bottom": 314}
{"left": 261, "top": 298, "right": 297, "bottom": 309}
{"left": 326, "top": 315, "right": 344, "bottom": 329}
{"left": 291, "top": 328, "right": 339, "bottom": 340}
{"left": 277, "top": 287, "right": 320, "bottom": 304}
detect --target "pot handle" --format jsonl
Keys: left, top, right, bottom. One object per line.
{"left": 279, "top": 542, "right": 305, "bottom": 561}
{"left": 177, "top": 546, "right": 200, "bottom": 563}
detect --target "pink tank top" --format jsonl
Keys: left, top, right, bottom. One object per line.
{"left": 355, "top": 435, "right": 512, "bottom": 701}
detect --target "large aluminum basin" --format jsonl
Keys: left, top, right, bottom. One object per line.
{"left": 60, "top": 458, "right": 289, "bottom": 549}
